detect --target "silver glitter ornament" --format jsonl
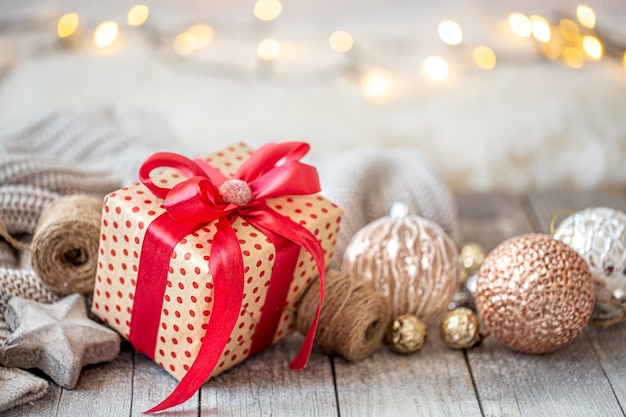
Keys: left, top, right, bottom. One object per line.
{"left": 555, "top": 207, "right": 626, "bottom": 325}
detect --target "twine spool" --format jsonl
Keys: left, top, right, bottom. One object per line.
{"left": 297, "top": 269, "right": 391, "bottom": 362}
{"left": 30, "top": 195, "right": 103, "bottom": 295}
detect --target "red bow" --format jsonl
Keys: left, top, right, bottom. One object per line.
{"left": 131, "top": 142, "right": 326, "bottom": 412}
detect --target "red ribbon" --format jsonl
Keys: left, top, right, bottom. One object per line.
{"left": 129, "top": 142, "right": 326, "bottom": 413}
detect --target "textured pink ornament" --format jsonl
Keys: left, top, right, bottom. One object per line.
{"left": 219, "top": 179, "right": 253, "bottom": 206}
{"left": 475, "top": 233, "right": 595, "bottom": 354}
{"left": 342, "top": 208, "right": 461, "bottom": 323}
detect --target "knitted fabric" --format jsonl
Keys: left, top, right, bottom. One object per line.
{"left": 0, "top": 367, "right": 48, "bottom": 413}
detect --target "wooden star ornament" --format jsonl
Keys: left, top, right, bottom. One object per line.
{"left": 0, "top": 293, "right": 120, "bottom": 389}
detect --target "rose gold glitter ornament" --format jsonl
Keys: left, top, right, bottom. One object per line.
{"left": 475, "top": 233, "right": 595, "bottom": 354}
{"left": 342, "top": 202, "right": 461, "bottom": 322}
{"left": 219, "top": 179, "right": 253, "bottom": 206}
{"left": 385, "top": 314, "right": 427, "bottom": 354}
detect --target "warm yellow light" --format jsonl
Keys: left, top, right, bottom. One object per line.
{"left": 509, "top": 13, "right": 531, "bottom": 38}
{"left": 94, "top": 21, "right": 119, "bottom": 48}
{"left": 423, "top": 56, "right": 449, "bottom": 81}
{"left": 563, "top": 47, "right": 584, "bottom": 68}
{"left": 128, "top": 5, "right": 149, "bottom": 26}
{"left": 623, "top": 52, "right": 626, "bottom": 69}
{"left": 257, "top": 38, "right": 280, "bottom": 60}
{"left": 582, "top": 35, "right": 603, "bottom": 60}
{"left": 329, "top": 31, "right": 353, "bottom": 52}
{"left": 360, "top": 70, "right": 392, "bottom": 101}
{"left": 530, "top": 15, "right": 551, "bottom": 43}
{"left": 173, "top": 33, "right": 197, "bottom": 56}
{"left": 540, "top": 38, "right": 562, "bottom": 61}
{"left": 473, "top": 46, "right": 496, "bottom": 70}
{"left": 559, "top": 19, "right": 579, "bottom": 42}
{"left": 254, "top": 0, "right": 282, "bottom": 21}
{"left": 576, "top": 4, "right": 596, "bottom": 29}
{"left": 57, "top": 13, "right": 79, "bottom": 38}
{"left": 187, "top": 24, "right": 214, "bottom": 49}
{"left": 438, "top": 20, "right": 463, "bottom": 45}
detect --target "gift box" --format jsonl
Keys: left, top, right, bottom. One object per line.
{"left": 91, "top": 142, "right": 342, "bottom": 411}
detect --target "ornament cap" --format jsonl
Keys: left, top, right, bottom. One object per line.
{"left": 389, "top": 201, "right": 409, "bottom": 218}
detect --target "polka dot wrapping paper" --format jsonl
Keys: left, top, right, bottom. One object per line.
{"left": 91, "top": 142, "right": 343, "bottom": 382}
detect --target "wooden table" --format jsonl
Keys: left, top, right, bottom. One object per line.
{"left": 6, "top": 189, "right": 626, "bottom": 417}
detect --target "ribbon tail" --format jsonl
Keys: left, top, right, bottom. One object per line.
{"left": 146, "top": 218, "right": 244, "bottom": 413}
{"left": 248, "top": 209, "right": 326, "bottom": 370}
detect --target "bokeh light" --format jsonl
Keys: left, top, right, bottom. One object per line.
{"left": 57, "top": 13, "right": 79, "bottom": 38}
{"left": 438, "top": 20, "right": 463, "bottom": 45}
{"left": 509, "top": 13, "right": 531, "bottom": 38}
{"left": 127, "top": 5, "right": 149, "bottom": 26}
{"left": 94, "top": 21, "right": 119, "bottom": 48}
{"left": 423, "top": 56, "right": 449, "bottom": 81}
{"left": 329, "top": 31, "right": 354, "bottom": 52}
{"left": 473, "top": 46, "right": 496, "bottom": 70}
{"left": 257, "top": 38, "right": 281, "bottom": 60}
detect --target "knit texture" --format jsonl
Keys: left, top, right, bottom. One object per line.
{"left": 0, "top": 367, "right": 48, "bottom": 413}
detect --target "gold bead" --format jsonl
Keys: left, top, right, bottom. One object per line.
{"left": 458, "top": 242, "right": 486, "bottom": 283}
{"left": 385, "top": 314, "right": 427, "bottom": 354}
{"left": 440, "top": 307, "right": 481, "bottom": 349}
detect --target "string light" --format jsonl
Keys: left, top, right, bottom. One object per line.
{"left": 582, "top": 35, "right": 603, "bottom": 60}
{"left": 127, "top": 5, "right": 149, "bottom": 26}
{"left": 423, "top": 56, "right": 449, "bottom": 81}
{"left": 173, "top": 33, "right": 197, "bottom": 56}
{"left": 530, "top": 16, "right": 551, "bottom": 43}
{"left": 93, "top": 21, "right": 119, "bottom": 48}
{"left": 257, "top": 38, "right": 280, "bottom": 60}
{"left": 329, "top": 31, "right": 353, "bottom": 52}
{"left": 623, "top": 52, "right": 626, "bottom": 70}
{"left": 473, "top": 46, "right": 496, "bottom": 70}
{"left": 438, "top": 20, "right": 463, "bottom": 45}
{"left": 509, "top": 13, "right": 531, "bottom": 38}
{"left": 576, "top": 4, "right": 596, "bottom": 29}
{"left": 559, "top": 19, "right": 579, "bottom": 42}
{"left": 360, "top": 70, "right": 392, "bottom": 102}
{"left": 57, "top": 13, "right": 79, "bottom": 38}
{"left": 187, "top": 24, "right": 214, "bottom": 50}
{"left": 254, "top": 0, "right": 282, "bottom": 21}
{"left": 563, "top": 46, "right": 584, "bottom": 68}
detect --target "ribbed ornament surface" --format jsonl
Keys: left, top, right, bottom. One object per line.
{"left": 342, "top": 214, "right": 460, "bottom": 322}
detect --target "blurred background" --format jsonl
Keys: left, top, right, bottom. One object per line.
{"left": 0, "top": 0, "right": 625, "bottom": 192}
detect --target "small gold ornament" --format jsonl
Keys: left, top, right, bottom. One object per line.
{"left": 385, "top": 314, "right": 427, "bottom": 354}
{"left": 458, "top": 242, "right": 486, "bottom": 283}
{"left": 440, "top": 307, "right": 482, "bottom": 349}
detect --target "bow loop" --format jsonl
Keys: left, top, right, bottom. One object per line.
{"left": 139, "top": 152, "right": 208, "bottom": 199}
{"left": 165, "top": 177, "right": 234, "bottom": 223}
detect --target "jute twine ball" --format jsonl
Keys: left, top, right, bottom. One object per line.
{"left": 475, "top": 233, "right": 595, "bottom": 354}
{"left": 342, "top": 205, "right": 461, "bottom": 322}
{"left": 31, "top": 195, "right": 103, "bottom": 295}
{"left": 297, "top": 269, "right": 391, "bottom": 362}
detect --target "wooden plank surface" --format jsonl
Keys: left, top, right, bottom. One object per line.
{"left": 6, "top": 190, "right": 626, "bottom": 417}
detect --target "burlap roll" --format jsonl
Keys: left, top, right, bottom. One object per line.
{"left": 30, "top": 195, "right": 103, "bottom": 295}
{"left": 297, "top": 269, "right": 391, "bottom": 362}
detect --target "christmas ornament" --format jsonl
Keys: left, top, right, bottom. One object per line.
{"left": 440, "top": 307, "right": 482, "bottom": 349}
{"left": 0, "top": 294, "right": 121, "bottom": 389}
{"left": 475, "top": 233, "right": 595, "bottom": 354}
{"left": 458, "top": 242, "right": 486, "bottom": 283}
{"left": 342, "top": 202, "right": 461, "bottom": 322}
{"left": 385, "top": 314, "right": 427, "bottom": 354}
{"left": 554, "top": 207, "right": 626, "bottom": 325}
